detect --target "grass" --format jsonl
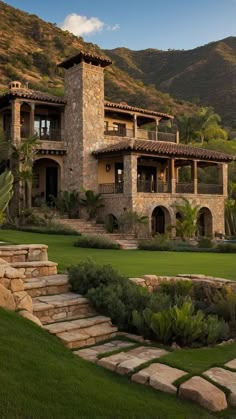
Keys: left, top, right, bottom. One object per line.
{"left": 0, "top": 230, "right": 235, "bottom": 279}
{"left": 0, "top": 308, "right": 221, "bottom": 419}
{"left": 158, "top": 343, "right": 236, "bottom": 374}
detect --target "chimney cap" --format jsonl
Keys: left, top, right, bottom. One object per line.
{"left": 9, "top": 81, "right": 22, "bottom": 90}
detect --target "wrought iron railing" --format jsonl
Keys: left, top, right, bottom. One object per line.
{"left": 176, "top": 182, "right": 194, "bottom": 194}
{"left": 198, "top": 183, "right": 223, "bottom": 195}
{"left": 99, "top": 182, "right": 124, "bottom": 194}
{"left": 20, "top": 127, "right": 63, "bottom": 141}
{"left": 104, "top": 126, "right": 177, "bottom": 142}
{"left": 137, "top": 180, "right": 170, "bottom": 193}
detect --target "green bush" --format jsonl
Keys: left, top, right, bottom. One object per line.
{"left": 7, "top": 223, "right": 80, "bottom": 236}
{"left": 73, "top": 235, "right": 119, "bottom": 250}
{"left": 68, "top": 261, "right": 233, "bottom": 347}
{"left": 68, "top": 260, "right": 124, "bottom": 295}
{"left": 198, "top": 237, "right": 214, "bottom": 248}
{"left": 216, "top": 243, "right": 236, "bottom": 253}
{"left": 138, "top": 235, "right": 172, "bottom": 251}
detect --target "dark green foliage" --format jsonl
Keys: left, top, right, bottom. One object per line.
{"left": 216, "top": 243, "right": 236, "bottom": 253}
{"left": 50, "top": 190, "right": 80, "bottom": 218}
{"left": 80, "top": 190, "right": 104, "bottom": 220}
{"left": 198, "top": 237, "right": 214, "bottom": 248}
{"left": 69, "top": 260, "right": 233, "bottom": 347}
{"left": 73, "top": 235, "right": 119, "bottom": 250}
{"left": 4, "top": 223, "right": 80, "bottom": 236}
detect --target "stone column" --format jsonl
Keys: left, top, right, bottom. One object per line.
{"left": 124, "top": 154, "right": 137, "bottom": 196}
{"left": 133, "top": 114, "right": 137, "bottom": 138}
{"left": 29, "top": 103, "right": 35, "bottom": 137}
{"left": 155, "top": 119, "right": 159, "bottom": 141}
{"left": 219, "top": 163, "right": 228, "bottom": 196}
{"left": 11, "top": 100, "right": 21, "bottom": 146}
{"left": 60, "top": 111, "right": 65, "bottom": 141}
{"left": 191, "top": 160, "right": 198, "bottom": 194}
{"left": 176, "top": 130, "right": 180, "bottom": 144}
{"left": 170, "top": 158, "right": 176, "bottom": 193}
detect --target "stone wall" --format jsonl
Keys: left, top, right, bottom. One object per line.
{"left": 0, "top": 244, "right": 48, "bottom": 263}
{"left": 0, "top": 257, "right": 41, "bottom": 326}
{"left": 63, "top": 62, "right": 106, "bottom": 192}
{"left": 130, "top": 274, "right": 236, "bottom": 293}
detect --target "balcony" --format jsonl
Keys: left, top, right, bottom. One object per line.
{"left": 21, "top": 127, "right": 63, "bottom": 142}
{"left": 198, "top": 183, "right": 223, "bottom": 195}
{"left": 99, "top": 182, "right": 124, "bottom": 194}
{"left": 104, "top": 126, "right": 177, "bottom": 143}
{"left": 176, "top": 182, "right": 194, "bottom": 194}
{"left": 137, "top": 180, "right": 170, "bottom": 193}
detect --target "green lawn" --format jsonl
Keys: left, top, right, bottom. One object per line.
{"left": 0, "top": 308, "right": 220, "bottom": 419}
{"left": 0, "top": 230, "right": 235, "bottom": 280}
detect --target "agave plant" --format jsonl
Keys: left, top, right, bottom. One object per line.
{"left": 0, "top": 170, "right": 14, "bottom": 224}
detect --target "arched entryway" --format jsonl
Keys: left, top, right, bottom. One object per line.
{"left": 197, "top": 207, "right": 213, "bottom": 237}
{"left": 32, "top": 158, "right": 61, "bottom": 205}
{"left": 151, "top": 206, "right": 171, "bottom": 235}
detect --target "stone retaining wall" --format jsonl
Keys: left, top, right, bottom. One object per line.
{"left": 0, "top": 244, "right": 48, "bottom": 263}
{"left": 130, "top": 274, "right": 236, "bottom": 293}
{"left": 0, "top": 256, "right": 42, "bottom": 326}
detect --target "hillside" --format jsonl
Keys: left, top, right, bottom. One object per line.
{"left": 0, "top": 1, "right": 198, "bottom": 117}
{"left": 105, "top": 38, "right": 236, "bottom": 127}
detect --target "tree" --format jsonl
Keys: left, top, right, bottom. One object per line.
{"left": 11, "top": 137, "right": 38, "bottom": 209}
{"left": 118, "top": 210, "right": 148, "bottom": 236}
{"left": 176, "top": 115, "right": 196, "bottom": 144}
{"left": 225, "top": 182, "right": 236, "bottom": 237}
{"left": 0, "top": 170, "right": 14, "bottom": 224}
{"left": 171, "top": 198, "right": 200, "bottom": 240}
{"left": 194, "top": 107, "right": 228, "bottom": 144}
{"left": 80, "top": 190, "right": 104, "bottom": 220}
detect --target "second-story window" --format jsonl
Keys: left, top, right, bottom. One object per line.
{"left": 113, "top": 123, "right": 126, "bottom": 136}
{"left": 34, "top": 116, "right": 60, "bottom": 141}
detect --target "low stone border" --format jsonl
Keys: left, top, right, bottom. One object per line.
{"left": 0, "top": 244, "right": 48, "bottom": 263}
{"left": 130, "top": 273, "right": 236, "bottom": 292}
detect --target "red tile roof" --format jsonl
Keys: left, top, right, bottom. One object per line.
{"left": 93, "top": 139, "right": 235, "bottom": 162}
{"left": 0, "top": 88, "right": 66, "bottom": 104}
{"left": 58, "top": 51, "right": 112, "bottom": 69}
{"left": 105, "top": 101, "right": 173, "bottom": 120}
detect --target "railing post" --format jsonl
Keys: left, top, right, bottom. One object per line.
{"left": 29, "top": 103, "right": 35, "bottom": 137}
{"left": 191, "top": 160, "right": 198, "bottom": 194}
{"left": 133, "top": 114, "right": 137, "bottom": 138}
{"left": 155, "top": 119, "right": 159, "bottom": 141}
{"left": 176, "top": 130, "right": 180, "bottom": 144}
{"left": 219, "top": 163, "right": 228, "bottom": 196}
{"left": 170, "top": 158, "right": 176, "bottom": 193}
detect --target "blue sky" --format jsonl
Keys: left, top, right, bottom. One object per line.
{"left": 3, "top": 0, "right": 236, "bottom": 50}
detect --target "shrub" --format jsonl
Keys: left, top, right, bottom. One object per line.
{"left": 8, "top": 222, "right": 80, "bottom": 236}
{"left": 198, "top": 237, "right": 214, "bottom": 248}
{"left": 68, "top": 260, "right": 125, "bottom": 294}
{"left": 159, "top": 280, "right": 193, "bottom": 299}
{"left": 203, "top": 315, "right": 230, "bottom": 345}
{"left": 138, "top": 234, "right": 172, "bottom": 251}
{"left": 73, "top": 235, "right": 119, "bottom": 250}
{"left": 216, "top": 243, "right": 236, "bottom": 253}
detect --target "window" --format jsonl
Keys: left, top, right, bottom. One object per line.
{"left": 34, "top": 116, "right": 60, "bottom": 140}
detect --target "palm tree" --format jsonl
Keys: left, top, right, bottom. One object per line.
{"left": 225, "top": 182, "right": 236, "bottom": 236}
{"left": 80, "top": 190, "right": 104, "bottom": 220}
{"left": 176, "top": 115, "right": 196, "bottom": 144}
{"left": 194, "top": 107, "right": 227, "bottom": 144}
{"left": 0, "top": 170, "right": 14, "bottom": 224}
{"left": 118, "top": 210, "right": 148, "bottom": 236}
{"left": 172, "top": 198, "right": 200, "bottom": 240}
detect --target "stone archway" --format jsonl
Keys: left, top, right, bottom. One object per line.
{"left": 151, "top": 206, "right": 171, "bottom": 236}
{"left": 32, "top": 158, "right": 61, "bottom": 205}
{"left": 197, "top": 207, "right": 213, "bottom": 237}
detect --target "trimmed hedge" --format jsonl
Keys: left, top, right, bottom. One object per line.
{"left": 74, "top": 235, "right": 119, "bottom": 249}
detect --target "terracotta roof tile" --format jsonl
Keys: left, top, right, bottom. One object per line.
{"left": 93, "top": 139, "right": 235, "bottom": 162}
{"left": 1, "top": 88, "right": 66, "bottom": 104}
{"left": 105, "top": 101, "right": 173, "bottom": 120}
{"left": 58, "top": 51, "right": 112, "bottom": 69}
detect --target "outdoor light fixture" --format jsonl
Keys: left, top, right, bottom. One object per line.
{"left": 106, "top": 164, "right": 111, "bottom": 172}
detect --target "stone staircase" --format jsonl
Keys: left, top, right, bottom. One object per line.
{"left": 60, "top": 218, "right": 139, "bottom": 250}
{"left": 0, "top": 244, "right": 118, "bottom": 349}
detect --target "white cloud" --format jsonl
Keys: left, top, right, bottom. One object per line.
{"left": 60, "top": 14, "right": 104, "bottom": 37}
{"left": 60, "top": 13, "right": 120, "bottom": 37}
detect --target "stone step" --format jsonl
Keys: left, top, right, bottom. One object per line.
{"left": 11, "top": 261, "right": 57, "bottom": 278}
{"left": 33, "top": 292, "right": 96, "bottom": 324}
{"left": 24, "top": 274, "right": 70, "bottom": 297}
{"left": 44, "top": 315, "right": 112, "bottom": 335}
{"left": 57, "top": 322, "right": 118, "bottom": 349}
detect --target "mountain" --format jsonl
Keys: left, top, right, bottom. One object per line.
{"left": 1, "top": 1, "right": 236, "bottom": 127}
{"left": 105, "top": 39, "right": 236, "bottom": 128}
{"left": 0, "top": 1, "right": 198, "bottom": 118}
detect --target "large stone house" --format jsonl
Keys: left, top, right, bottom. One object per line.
{"left": 0, "top": 51, "right": 234, "bottom": 236}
